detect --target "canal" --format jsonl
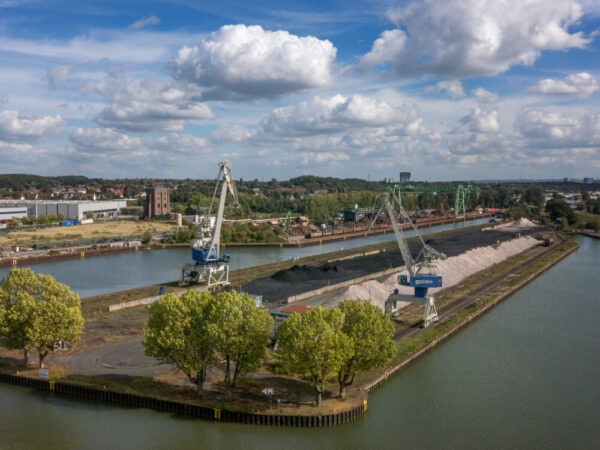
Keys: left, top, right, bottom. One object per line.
{"left": 0, "top": 236, "right": 597, "bottom": 449}
{"left": 0, "top": 219, "right": 489, "bottom": 298}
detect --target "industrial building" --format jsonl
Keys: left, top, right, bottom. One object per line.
{"left": 0, "top": 206, "right": 28, "bottom": 222}
{"left": 143, "top": 187, "right": 170, "bottom": 218}
{"left": 0, "top": 200, "right": 127, "bottom": 221}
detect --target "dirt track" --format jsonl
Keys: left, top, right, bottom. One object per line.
{"left": 242, "top": 226, "right": 541, "bottom": 302}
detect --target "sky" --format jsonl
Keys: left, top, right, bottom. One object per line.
{"left": 0, "top": 0, "right": 599, "bottom": 182}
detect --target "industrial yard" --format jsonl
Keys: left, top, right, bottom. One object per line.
{"left": 0, "top": 220, "right": 175, "bottom": 251}
{"left": 24, "top": 220, "right": 554, "bottom": 381}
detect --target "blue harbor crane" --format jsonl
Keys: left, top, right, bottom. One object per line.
{"left": 373, "top": 188, "right": 447, "bottom": 327}
{"left": 180, "top": 162, "right": 238, "bottom": 287}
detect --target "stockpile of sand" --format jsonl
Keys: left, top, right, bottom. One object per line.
{"left": 321, "top": 235, "right": 539, "bottom": 311}
{"left": 484, "top": 218, "right": 539, "bottom": 232}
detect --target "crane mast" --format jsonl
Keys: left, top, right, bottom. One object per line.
{"left": 180, "top": 162, "right": 238, "bottom": 287}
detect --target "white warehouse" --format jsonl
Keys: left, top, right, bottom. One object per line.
{"left": 0, "top": 206, "right": 28, "bottom": 222}
{"left": 0, "top": 200, "right": 127, "bottom": 221}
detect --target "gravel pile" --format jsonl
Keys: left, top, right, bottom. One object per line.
{"left": 321, "top": 235, "right": 539, "bottom": 310}
{"left": 241, "top": 222, "right": 545, "bottom": 304}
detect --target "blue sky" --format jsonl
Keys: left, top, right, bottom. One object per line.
{"left": 0, "top": 0, "right": 599, "bottom": 181}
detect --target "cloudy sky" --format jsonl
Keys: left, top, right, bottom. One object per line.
{"left": 0, "top": 0, "right": 599, "bottom": 181}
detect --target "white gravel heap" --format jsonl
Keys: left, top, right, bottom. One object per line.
{"left": 483, "top": 217, "right": 539, "bottom": 232}
{"left": 321, "top": 234, "right": 539, "bottom": 311}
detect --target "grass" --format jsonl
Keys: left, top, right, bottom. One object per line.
{"left": 0, "top": 220, "right": 176, "bottom": 247}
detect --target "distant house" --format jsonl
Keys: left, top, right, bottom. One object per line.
{"left": 270, "top": 304, "right": 312, "bottom": 336}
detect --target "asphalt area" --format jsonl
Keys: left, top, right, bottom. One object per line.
{"left": 242, "top": 226, "right": 536, "bottom": 303}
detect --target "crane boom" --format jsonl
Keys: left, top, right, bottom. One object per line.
{"left": 383, "top": 194, "right": 415, "bottom": 276}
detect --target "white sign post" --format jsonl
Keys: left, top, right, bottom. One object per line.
{"left": 262, "top": 387, "right": 274, "bottom": 410}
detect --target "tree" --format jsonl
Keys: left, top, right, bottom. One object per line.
{"left": 0, "top": 268, "right": 39, "bottom": 365}
{"left": 143, "top": 291, "right": 216, "bottom": 396}
{"left": 28, "top": 274, "right": 84, "bottom": 367}
{"left": 209, "top": 291, "right": 273, "bottom": 390}
{"left": 545, "top": 198, "right": 576, "bottom": 225}
{"left": 141, "top": 230, "right": 153, "bottom": 245}
{"left": 524, "top": 185, "right": 545, "bottom": 209}
{"left": 336, "top": 299, "right": 396, "bottom": 398}
{"left": 0, "top": 268, "right": 84, "bottom": 367}
{"left": 275, "top": 307, "right": 351, "bottom": 406}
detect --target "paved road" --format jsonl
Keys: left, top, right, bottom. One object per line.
{"left": 50, "top": 335, "right": 173, "bottom": 377}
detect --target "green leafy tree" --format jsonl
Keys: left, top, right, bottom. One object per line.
{"left": 209, "top": 291, "right": 273, "bottom": 390}
{"left": 275, "top": 307, "right": 351, "bottom": 406}
{"left": 545, "top": 198, "right": 576, "bottom": 225}
{"left": 144, "top": 291, "right": 217, "bottom": 396}
{"left": 0, "top": 268, "right": 39, "bottom": 364}
{"left": 337, "top": 299, "right": 396, "bottom": 398}
{"left": 510, "top": 203, "right": 531, "bottom": 220}
{"left": 524, "top": 185, "right": 545, "bottom": 209}
{"left": 0, "top": 268, "right": 84, "bottom": 367}
{"left": 141, "top": 230, "right": 153, "bottom": 245}
{"left": 28, "top": 274, "right": 84, "bottom": 367}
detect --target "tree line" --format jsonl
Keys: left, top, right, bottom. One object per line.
{"left": 144, "top": 291, "right": 396, "bottom": 406}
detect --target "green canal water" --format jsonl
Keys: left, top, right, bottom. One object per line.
{"left": 1, "top": 236, "right": 599, "bottom": 449}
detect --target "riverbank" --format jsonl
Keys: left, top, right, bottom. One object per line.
{"left": 362, "top": 233, "right": 578, "bottom": 392}
{"left": 0, "top": 231, "right": 577, "bottom": 426}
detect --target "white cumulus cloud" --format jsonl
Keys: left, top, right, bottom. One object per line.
{"left": 69, "top": 127, "right": 141, "bottom": 153}
{"left": 149, "top": 133, "right": 211, "bottom": 155}
{"left": 517, "top": 109, "right": 600, "bottom": 146}
{"left": 0, "top": 110, "right": 64, "bottom": 142}
{"left": 457, "top": 88, "right": 500, "bottom": 133}
{"left": 259, "top": 94, "right": 398, "bottom": 136}
{"left": 128, "top": 16, "right": 160, "bottom": 31}
{"left": 425, "top": 80, "right": 465, "bottom": 98}
{"left": 171, "top": 24, "right": 336, "bottom": 100}
{"left": 361, "top": 0, "right": 590, "bottom": 77}
{"left": 531, "top": 72, "right": 599, "bottom": 97}
{"left": 91, "top": 76, "right": 213, "bottom": 132}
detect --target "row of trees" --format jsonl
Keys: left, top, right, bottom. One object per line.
{"left": 144, "top": 292, "right": 396, "bottom": 406}
{"left": 144, "top": 290, "right": 274, "bottom": 395}
{"left": 276, "top": 301, "right": 396, "bottom": 405}
{"left": 0, "top": 268, "right": 84, "bottom": 367}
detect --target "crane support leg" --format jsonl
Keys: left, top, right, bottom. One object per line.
{"left": 423, "top": 296, "right": 439, "bottom": 328}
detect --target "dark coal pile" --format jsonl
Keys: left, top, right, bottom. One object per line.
{"left": 271, "top": 264, "right": 341, "bottom": 282}
{"left": 240, "top": 225, "right": 544, "bottom": 303}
